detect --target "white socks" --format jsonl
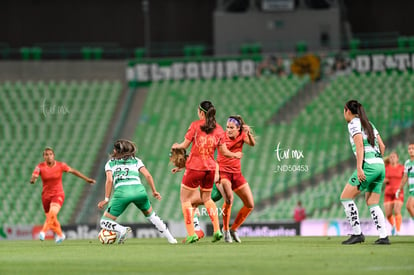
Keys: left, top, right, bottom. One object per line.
{"left": 369, "top": 205, "right": 388, "bottom": 238}
{"left": 147, "top": 212, "right": 177, "bottom": 244}
{"left": 100, "top": 218, "right": 127, "bottom": 234}
{"left": 341, "top": 200, "right": 362, "bottom": 235}
{"left": 101, "top": 214, "right": 177, "bottom": 244}
{"left": 342, "top": 200, "right": 388, "bottom": 239}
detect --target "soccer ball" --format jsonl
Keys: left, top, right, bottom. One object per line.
{"left": 98, "top": 229, "right": 118, "bottom": 244}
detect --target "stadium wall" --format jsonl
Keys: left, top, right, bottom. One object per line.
{"left": 213, "top": 7, "right": 341, "bottom": 55}
{"left": 0, "top": 61, "right": 126, "bottom": 81}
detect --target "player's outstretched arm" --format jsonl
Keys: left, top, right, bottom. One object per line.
{"left": 98, "top": 171, "right": 113, "bottom": 209}
{"left": 68, "top": 168, "right": 96, "bottom": 184}
{"left": 29, "top": 175, "right": 38, "bottom": 184}
{"left": 172, "top": 139, "right": 191, "bottom": 150}
{"left": 140, "top": 166, "right": 162, "bottom": 200}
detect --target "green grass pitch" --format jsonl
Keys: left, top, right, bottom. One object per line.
{"left": 1, "top": 236, "right": 413, "bottom": 275}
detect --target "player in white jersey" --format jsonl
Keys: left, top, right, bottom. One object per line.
{"left": 341, "top": 100, "right": 390, "bottom": 245}
{"left": 97, "top": 139, "right": 177, "bottom": 244}
{"left": 396, "top": 143, "right": 414, "bottom": 219}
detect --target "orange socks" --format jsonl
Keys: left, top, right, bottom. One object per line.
{"left": 42, "top": 204, "right": 63, "bottom": 237}
{"left": 222, "top": 202, "right": 232, "bottom": 231}
{"left": 395, "top": 214, "right": 402, "bottom": 232}
{"left": 181, "top": 202, "right": 195, "bottom": 236}
{"left": 230, "top": 206, "right": 253, "bottom": 231}
{"left": 41, "top": 212, "right": 52, "bottom": 233}
{"left": 387, "top": 215, "right": 395, "bottom": 227}
{"left": 204, "top": 199, "right": 220, "bottom": 233}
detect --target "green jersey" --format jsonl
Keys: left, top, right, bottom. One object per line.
{"left": 404, "top": 159, "right": 414, "bottom": 193}
{"left": 105, "top": 157, "right": 144, "bottom": 189}
{"left": 347, "top": 117, "right": 383, "bottom": 165}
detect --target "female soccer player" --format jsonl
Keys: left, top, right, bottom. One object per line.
{"left": 170, "top": 148, "right": 224, "bottom": 240}
{"left": 30, "top": 147, "right": 96, "bottom": 243}
{"left": 217, "top": 115, "right": 255, "bottom": 243}
{"left": 172, "top": 100, "right": 241, "bottom": 244}
{"left": 396, "top": 143, "right": 414, "bottom": 219}
{"left": 383, "top": 152, "right": 404, "bottom": 235}
{"left": 341, "top": 100, "right": 389, "bottom": 245}
{"left": 97, "top": 139, "right": 177, "bottom": 244}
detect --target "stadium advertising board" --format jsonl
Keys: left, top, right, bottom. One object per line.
{"left": 301, "top": 219, "right": 414, "bottom": 236}
{"left": 206, "top": 222, "right": 300, "bottom": 237}
{"left": 351, "top": 52, "right": 414, "bottom": 73}
{"left": 126, "top": 58, "right": 257, "bottom": 85}
{"left": 126, "top": 51, "right": 414, "bottom": 86}
{"left": 0, "top": 223, "right": 169, "bottom": 240}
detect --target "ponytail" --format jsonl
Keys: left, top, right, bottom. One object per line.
{"left": 345, "top": 100, "right": 375, "bottom": 147}
{"left": 199, "top": 101, "right": 216, "bottom": 134}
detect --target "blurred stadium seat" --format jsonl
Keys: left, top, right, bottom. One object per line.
{"left": 0, "top": 80, "right": 122, "bottom": 226}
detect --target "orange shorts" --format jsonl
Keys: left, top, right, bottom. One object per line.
{"left": 182, "top": 169, "right": 215, "bottom": 190}
{"left": 219, "top": 171, "right": 247, "bottom": 192}
{"left": 42, "top": 193, "right": 65, "bottom": 213}
{"left": 384, "top": 193, "right": 404, "bottom": 204}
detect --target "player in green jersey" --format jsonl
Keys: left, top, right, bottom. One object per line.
{"left": 98, "top": 139, "right": 177, "bottom": 244}
{"left": 396, "top": 143, "right": 414, "bottom": 219}
{"left": 341, "top": 100, "right": 389, "bottom": 245}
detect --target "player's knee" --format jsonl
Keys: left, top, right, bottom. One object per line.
{"left": 225, "top": 195, "right": 234, "bottom": 205}
{"left": 246, "top": 203, "right": 254, "bottom": 209}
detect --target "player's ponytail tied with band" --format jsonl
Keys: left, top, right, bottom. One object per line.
{"left": 345, "top": 99, "right": 375, "bottom": 148}
{"left": 199, "top": 100, "right": 217, "bottom": 134}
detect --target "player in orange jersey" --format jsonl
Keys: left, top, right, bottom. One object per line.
{"left": 383, "top": 152, "right": 404, "bottom": 235}
{"left": 169, "top": 148, "right": 224, "bottom": 240}
{"left": 172, "top": 100, "right": 241, "bottom": 244}
{"left": 217, "top": 115, "right": 255, "bottom": 243}
{"left": 30, "top": 147, "right": 95, "bottom": 243}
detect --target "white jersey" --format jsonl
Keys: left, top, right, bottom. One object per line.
{"left": 403, "top": 159, "right": 414, "bottom": 193}
{"left": 105, "top": 157, "right": 144, "bottom": 189}
{"left": 348, "top": 117, "right": 383, "bottom": 165}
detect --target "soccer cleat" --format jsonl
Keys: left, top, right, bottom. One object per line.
{"left": 183, "top": 234, "right": 199, "bottom": 244}
{"left": 117, "top": 227, "right": 132, "bottom": 244}
{"left": 195, "top": 229, "right": 205, "bottom": 239}
{"left": 341, "top": 233, "right": 365, "bottom": 245}
{"left": 39, "top": 231, "right": 45, "bottom": 241}
{"left": 230, "top": 229, "right": 241, "bottom": 243}
{"left": 55, "top": 234, "right": 66, "bottom": 244}
{"left": 391, "top": 226, "right": 396, "bottom": 236}
{"left": 168, "top": 238, "right": 178, "bottom": 244}
{"left": 374, "top": 236, "right": 391, "bottom": 245}
{"left": 223, "top": 230, "right": 232, "bottom": 243}
{"left": 212, "top": 230, "right": 223, "bottom": 243}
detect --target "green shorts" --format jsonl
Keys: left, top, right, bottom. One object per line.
{"left": 211, "top": 183, "right": 222, "bottom": 202}
{"left": 106, "top": 184, "right": 151, "bottom": 217}
{"left": 348, "top": 162, "right": 385, "bottom": 194}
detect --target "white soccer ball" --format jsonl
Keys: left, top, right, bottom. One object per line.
{"left": 98, "top": 229, "right": 118, "bottom": 244}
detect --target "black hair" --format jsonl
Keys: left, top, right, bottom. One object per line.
{"left": 199, "top": 100, "right": 216, "bottom": 134}
{"left": 345, "top": 100, "right": 375, "bottom": 147}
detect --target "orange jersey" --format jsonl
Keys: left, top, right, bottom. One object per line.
{"left": 217, "top": 131, "right": 246, "bottom": 173}
{"left": 384, "top": 164, "right": 404, "bottom": 196}
{"left": 184, "top": 120, "right": 224, "bottom": 171}
{"left": 32, "top": 161, "right": 71, "bottom": 197}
